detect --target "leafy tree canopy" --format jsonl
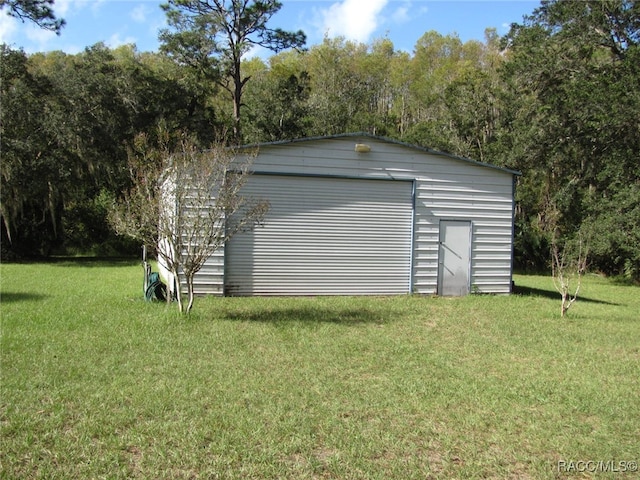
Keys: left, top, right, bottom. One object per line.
{"left": 502, "top": 0, "right": 640, "bottom": 278}
{"left": 0, "top": 0, "right": 65, "bottom": 33}
{"left": 159, "top": 0, "right": 306, "bottom": 142}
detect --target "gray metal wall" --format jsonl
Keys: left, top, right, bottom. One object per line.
{"left": 187, "top": 135, "right": 516, "bottom": 296}
{"left": 224, "top": 174, "right": 413, "bottom": 295}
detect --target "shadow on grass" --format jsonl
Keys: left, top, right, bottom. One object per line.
{"left": 513, "top": 284, "right": 620, "bottom": 306}
{"left": 0, "top": 292, "right": 49, "bottom": 304}
{"left": 226, "top": 306, "right": 386, "bottom": 325}
{"left": 49, "top": 257, "right": 140, "bottom": 268}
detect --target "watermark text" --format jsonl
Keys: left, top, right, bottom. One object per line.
{"left": 558, "top": 460, "right": 638, "bottom": 474}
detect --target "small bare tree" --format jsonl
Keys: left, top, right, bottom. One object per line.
{"left": 551, "top": 234, "right": 588, "bottom": 317}
{"left": 110, "top": 131, "right": 269, "bottom": 313}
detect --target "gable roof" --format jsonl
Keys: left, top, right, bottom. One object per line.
{"left": 238, "top": 132, "right": 522, "bottom": 177}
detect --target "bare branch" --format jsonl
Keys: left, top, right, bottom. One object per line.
{"left": 551, "top": 233, "right": 589, "bottom": 317}
{"left": 109, "top": 131, "right": 268, "bottom": 313}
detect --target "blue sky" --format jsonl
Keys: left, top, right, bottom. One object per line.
{"left": 1, "top": 0, "right": 540, "bottom": 56}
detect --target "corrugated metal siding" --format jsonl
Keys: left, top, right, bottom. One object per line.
{"left": 224, "top": 174, "right": 414, "bottom": 295}
{"left": 179, "top": 135, "right": 516, "bottom": 296}
{"left": 412, "top": 172, "right": 514, "bottom": 294}
{"left": 189, "top": 250, "right": 224, "bottom": 295}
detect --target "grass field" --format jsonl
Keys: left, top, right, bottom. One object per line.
{"left": 1, "top": 260, "right": 639, "bottom": 479}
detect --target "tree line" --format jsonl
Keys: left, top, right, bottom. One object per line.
{"left": 1, "top": 0, "right": 638, "bottom": 280}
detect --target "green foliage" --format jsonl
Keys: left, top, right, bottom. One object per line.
{"left": 1, "top": 0, "right": 638, "bottom": 280}
{"left": 500, "top": 0, "right": 640, "bottom": 279}
{"left": 242, "top": 55, "right": 311, "bottom": 142}
{"left": 160, "top": 0, "right": 306, "bottom": 142}
{"left": 299, "top": 36, "right": 410, "bottom": 137}
{"left": 62, "top": 190, "right": 138, "bottom": 257}
{"left": 0, "top": 44, "right": 219, "bottom": 260}
{"left": 0, "top": 45, "right": 61, "bottom": 256}
{"left": 301, "top": 37, "right": 369, "bottom": 135}
{"left": 582, "top": 183, "right": 640, "bottom": 280}
{"left": 0, "top": 0, "right": 65, "bottom": 33}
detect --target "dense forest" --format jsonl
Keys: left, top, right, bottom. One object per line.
{"left": 1, "top": 0, "right": 639, "bottom": 280}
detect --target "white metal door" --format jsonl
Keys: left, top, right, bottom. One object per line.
{"left": 224, "top": 175, "right": 414, "bottom": 295}
{"left": 438, "top": 220, "right": 472, "bottom": 296}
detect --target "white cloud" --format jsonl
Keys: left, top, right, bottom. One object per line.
{"left": 25, "top": 24, "right": 56, "bottom": 44}
{"left": 107, "top": 32, "right": 137, "bottom": 49}
{"left": 392, "top": 4, "right": 410, "bottom": 24}
{"left": 392, "top": 2, "right": 427, "bottom": 25}
{"left": 53, "top": 0, "right": 74, "bottom": 17}
{"left": 319, "top": 0, "right": 389, "bottom": 43}
{"left": 0, "top": 11, "right": 18, "bottom": 45}
{"left": 501, "top": 22, "right": 513, "bottom": 33}
{"left": 243, "top": 44, "right": 270, "bottom": 60}
{"left": 131, "top": 4, "right": 149, "bottom": 23}
{"left": 90, "top": 0, "right": 108, "bottom": 16}
{"left": 53, "top": 0, "right": 87, "bottom": 17}
{"left": 53, "top": 0, "right": 106, "bottom": 19}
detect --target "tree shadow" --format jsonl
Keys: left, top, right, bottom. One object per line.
{"left": 513, "top": 284, "right": 620, "bottom": 306}
{"left": 49, "top": 257, "right": 139, "bottom": 268}
{"left": 225, "top": 306, "right": 387, "bottom": 325}
{"left": 0, "top": 292, "right": 49, "bottom": 304}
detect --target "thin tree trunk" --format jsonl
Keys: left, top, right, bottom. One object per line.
{"left": 173, "top": 267, "right": 183, "bottom": 312}
{"left": 233, "top": 89, "right": 241, "bottom": 142}
{"left": 186, "top": 274, "right": 195, "bottom": 314}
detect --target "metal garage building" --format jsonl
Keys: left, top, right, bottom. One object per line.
{"left": 165, "top": 133, "right": 520, "bottom": 296}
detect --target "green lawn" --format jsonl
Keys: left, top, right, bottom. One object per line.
{"left": 1, "top": 260, "right": 638, "bottom": 479}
